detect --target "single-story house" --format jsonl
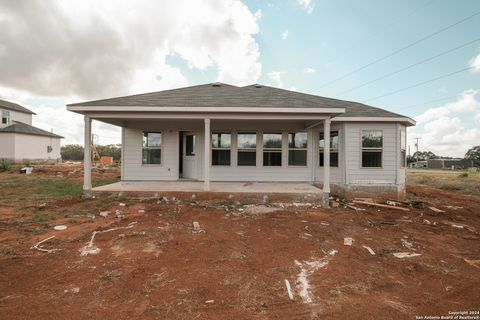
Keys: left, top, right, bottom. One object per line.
{"left": 67, "top": 83, "right": 415, "bottom": 199}
{"left": 0, "top": 99, "right": 63, "bottom": 162}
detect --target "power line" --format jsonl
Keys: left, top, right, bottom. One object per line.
{"left": 313, "top": 9, "right": 480, "bottom": 90}
{"left": 336, "top": 36, "right": 480, "bottom": 95}
{"left": 322, "top": 0, "right": 435, "bottom": 67}
{"left": 364, "top": 66, "right": 473, "bottom": 102}
{"left": 402, "top": 95, "right": 458, "bottom": 110}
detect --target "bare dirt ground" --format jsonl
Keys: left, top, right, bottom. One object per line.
{"left": 0, "top": 165, "right": 479, "bottom": 319}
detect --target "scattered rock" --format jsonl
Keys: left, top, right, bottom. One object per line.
{"left": 115, "top": 210, "right": 124, "bottom": 219}
{"left": 428, "top": 206, "right": 445, "bottom": 213}
{"left": 119, "top": 203, "right": 126, "bottom": 207}
{"left": 343, "top": 237, "right": 353, "bottom": 246}
{"left": 138, "top": 209, "right": 145, "bottom": 214}
{"left": 54, "top": 225, "right": 67, "bottom": 231}
{"left": 99, "top": 211, "right": 110, "bottom": 218}
{"left": 205, "top": 300, "right": 214, "bottom": 304}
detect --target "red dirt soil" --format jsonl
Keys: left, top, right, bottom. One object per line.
{"left": 0, "top": 173, "right": 479, "bottom": 319}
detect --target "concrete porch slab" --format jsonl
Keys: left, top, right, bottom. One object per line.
{"left": 93, "top": 181, "right": 323, "bottom": 194}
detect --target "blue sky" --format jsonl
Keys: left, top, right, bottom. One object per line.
{"left": 0, "top": 0, "right": 479, "bottom": 156}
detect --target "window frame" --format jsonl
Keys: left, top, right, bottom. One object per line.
{"left": 237, "top": 131, "right": 257, "bottom": 166}
{"left": 400, "top": 128, "right": 406, "bottom": 168}
{"left": 1, "top": 110, "right": 10, "bottom": 125}
{"left": 287, "top": 132, "right": 308, "bottom": 167}
{"left": 185, "top": 134, "right": 195, "bottom": 156}
{"left": 142, "top": 131, "right": 162, "bottom": 165}
{"left": 262, "top": 132, "right": 283, "bottom": 167}
{"left": 360, "top": 129, "right": 383, "bottom": 168}
{"left": 211, "top": 132, "right": 232, "bottom": 166}
{"left": 319, "top": 130, "right": 339, "bottom": 167}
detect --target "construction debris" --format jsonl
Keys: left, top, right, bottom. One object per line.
{"left": 80, "top": 222, "right": 137, "bottom": 256}
{"left": 192, "top": 221, "right": 205, "bottom": 233}
{"left": 205, "top": 300, "right": 214, "bottom": 304}
{"left": 115, "top": 210, "right": 125, "bottom": 219}
{"left": 362, "top": 245, "right": 375, "bottom": 255}
{"left": 393, "top": 252, "right": 421, "bottom": 259}
{"left": 53, "top": 225, "right": 67, "bottom": 231}
{"left": 119, "top": 203, "right": 126, "bottom": 207}
{"left": 285, "top": 279, "right": 294, "bottom": 300}
{"left": 31, "top": 236, "right": 61, "bottom": 253}
{"left": 343, "top": 237, "right": 353, "bottom": 246}
{"left": 20, "top": 167, "right": 33, "bottom": 174}
{"left": 463, "top": 258, "right": 480, "bottom": 269}
{"left": 428, "top": 206, "right": 445, "bottom": 213}
{"left": 344, "top": 204, "right": 366, "bottom": 211}
{"left": 352, "top": 200, "right": 410, "bottom": 212}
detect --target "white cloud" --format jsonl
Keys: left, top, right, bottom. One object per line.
{"left": 297, "top": 0, "right": 315, "bottom": 14}
{"left": 469, "top": 53, "right": 480, "bottom": 73}
{"left": 409, "top": 90, "right": 480, "bottom": 157}
{"left": 0, "top": 0, "right": 262, "bottom": 99}
{"left": 267, "top": 71, "right": 286, "bottom": 88}
{"left": 303, "top": 67, "right": 316, "bottom": 74}
{"left": 281, "top": 30, "right": 289, "bottom": 40}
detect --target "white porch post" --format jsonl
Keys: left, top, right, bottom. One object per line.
{"left": 83, "top": 115, "right": 92, "bottom": 196}
{"left": 323, "top": 118, "right": 331, "bottom": 193}
{"left": 204, "top": 118, "right": 211, "bottom": 191}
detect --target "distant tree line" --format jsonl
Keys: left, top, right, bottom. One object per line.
{"left": 407, "top": 145, "right": 480, "bottom": 168}
{"left": 61, "top": 144, "right": 121, "bottom": 161}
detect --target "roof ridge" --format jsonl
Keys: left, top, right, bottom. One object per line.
{"left": 67, "top": 82, "right": 239, "bottom": 106}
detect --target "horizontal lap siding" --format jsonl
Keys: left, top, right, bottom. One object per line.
{"left": 123, "top": 128, "right": 178, "bottom": 181}
{"left": 345, "top": 123, "right": 398, "bottom": 184}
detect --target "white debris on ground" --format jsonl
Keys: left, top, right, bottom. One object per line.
{"left": 393, "top": 252, "right": 421, "bottom": 259}
{"left": 343, "top": 237, "right": 353, "bottom": 246}
{"left": 294, "top": 249, "right": 338, "bottom": 304}
{"left": 79, "top": 222, "right": 137, "bottom": 256}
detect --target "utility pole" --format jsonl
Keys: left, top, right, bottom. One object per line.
{"left": 413, "top": 137, "right": 421, "bottom": 164}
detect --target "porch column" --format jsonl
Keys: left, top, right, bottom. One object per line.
{"left": 323, "top": 118, "right": 331, "bottom": 193}
{"left": 83, "top": 115, "right": 92, "bottom": 196}
{"left": 204, "top": 118, "right": 211, "bottom": 191}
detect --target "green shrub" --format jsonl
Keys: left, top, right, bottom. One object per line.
{"left": 458, "top": 172, "right": 468, "bottom": 178}
{"left": 0, "top": 159, "right": 11, "bottom": 172}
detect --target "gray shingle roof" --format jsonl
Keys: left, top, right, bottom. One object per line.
{"left": 0, "top": 121, "right": 63, "bottom": 138}
{"left": 68, "top": 83, "right": 410, "bottom": 119}
{"left": 0, "top": 99, "right": 35, "bottom": 115}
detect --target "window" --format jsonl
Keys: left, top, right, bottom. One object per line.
{"left": 212, "top": 132, "right": 231, "bottom": 165}
{"left": 186, "top": 134, "right": 195, "bottom": 156}
{"left": 263, "top": 133, "right": 282, "bottom": 166}
{"left": 288, "top": 132, "right": 307, "bottom": 166}
{"left": 142, "top": 132, "right": 161, "bottom": 164}
{"left": 319, "top": 131, "right": 339, "bottom": 167}
{"left": 237, "top": 132, "right": 256, "bottom": 166}
{"left": 361, "top": 130, "right": 382, "bottom": 167}
{"left": 1, "top": 110, "right": 10, "bottom": 125}
{"left": 400, "top": 129, "right": 406, "bottom": 168}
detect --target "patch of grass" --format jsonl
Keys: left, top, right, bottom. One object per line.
{"left": 31, "top": 213, "right": 53, "bottom": 223}
{"left": 408, "top": 170, "right": 480, "bottom": 195}
{"left": 102, "top": 270, "right": 122, "bottom": 281}
{"left": 0, "top": 160, "right": 11, "bottom": 172}
{"left": 2, "top": 247, "right": 16, "bottom": 255}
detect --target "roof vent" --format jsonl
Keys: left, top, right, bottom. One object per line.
{"left": 212, "top": 82, "right": 222, "bottom": 87}
{"left": 254, "top": 84, "right": 262, "bottom": 88}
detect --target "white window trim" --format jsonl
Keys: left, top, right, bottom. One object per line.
{"left": 211, "top": 132, "right": 232, "bottom": 166}
{"left": 237, "top": 131, "right": 257, "bottom": 167}
{"left": 287, "top": 132, "right": 308, "bottom": 167}
{"left": 142, "top": 131, "right": 163, "bottom": 166}
{"left": 262, "top": 132, "right": 283, "bottom": 167}
{"left": 360, "top": 129, "right": 383, "bottom": 169}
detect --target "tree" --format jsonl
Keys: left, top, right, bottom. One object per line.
{"left": 411, "top": 151, "right": 437, "bottom": 162}
{"left": 61, "top": 144, "right": 84, "bottom": 161}
{"left": 465, "top": 145, "right": 480, "bottom": 167}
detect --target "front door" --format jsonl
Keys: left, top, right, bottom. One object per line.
{"left": 182, "top": 132, "right": 197, "bottom": 179}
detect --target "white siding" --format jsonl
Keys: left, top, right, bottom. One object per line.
{"left": 344, "top": 122, "right": 399, "bottom": 185}
{"left": 121, "top": 120, "right": 406, "bottom": 186}
{"left": 13, "top": 133, "right": 61, "bottom": 160}
{"left": 0, "top": 133, "right": 16, "bottom": 159}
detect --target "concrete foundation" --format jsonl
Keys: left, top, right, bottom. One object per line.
{"left": 92, "top": 181, "right": 329, "bottom": 207}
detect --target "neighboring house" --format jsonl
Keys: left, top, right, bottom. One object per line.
{"left": 67, "top": 83, "right": 415, "bottom": 198}
{"left": 0, "top": 99, "right": 63, "bottom": 162}
{"left": 427, "top": 159, "right": 462, "bottom": 169}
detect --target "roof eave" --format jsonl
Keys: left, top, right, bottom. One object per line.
{"left": 332, "top": 116, "right": 416, "bottom": 126}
